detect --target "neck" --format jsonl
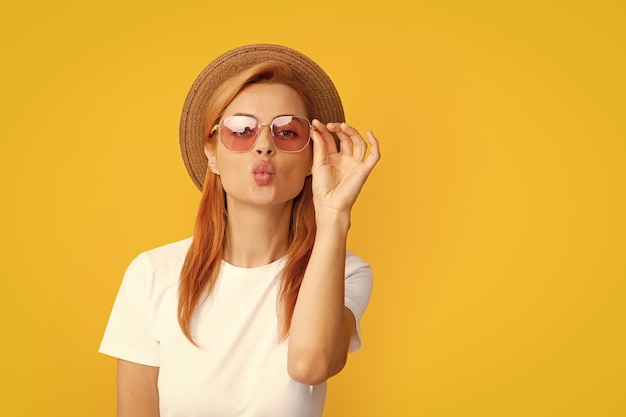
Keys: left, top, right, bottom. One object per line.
{"left": 222, "top": 200, "right": 293, "bottom": 268}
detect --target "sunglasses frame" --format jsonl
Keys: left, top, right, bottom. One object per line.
{"left": 210, "top": 115, "right": 315, "bottom": 153}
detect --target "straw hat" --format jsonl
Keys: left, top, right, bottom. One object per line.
{"left": 179, "top": 43, "right": 345, "bottom": 190}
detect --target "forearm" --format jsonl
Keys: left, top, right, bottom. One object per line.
{"left": 287, "top": 209, "right": 352, "bottom": 385}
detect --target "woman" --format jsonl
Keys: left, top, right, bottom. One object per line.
{"left": 100, "top": 44, "right": 380, "bottom": 417}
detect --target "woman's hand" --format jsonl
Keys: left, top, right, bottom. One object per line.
{"left": 310, "top": 120, "right": 381, "bottom": 216}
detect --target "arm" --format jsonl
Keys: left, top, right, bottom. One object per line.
{"left": 287, "top": 121, "right": 380, "bottom": 385}
{"left": 117, "top": 359, "right": 160, "bottom": 417}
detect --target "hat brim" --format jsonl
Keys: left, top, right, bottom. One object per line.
{"left": 179, "top": 43, "right": 345, "bottom": 190}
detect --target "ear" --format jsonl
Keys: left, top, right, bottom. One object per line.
{"left": 204, "top": 142, "right": 220, "bottom": 175}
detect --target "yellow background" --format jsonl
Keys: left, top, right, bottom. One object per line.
{"left": 1, "top": 0, "right": 624, "bottom": 416}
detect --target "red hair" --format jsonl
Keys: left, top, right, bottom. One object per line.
{"left": 178, "top": 61, "right": 318, "bottom": 343}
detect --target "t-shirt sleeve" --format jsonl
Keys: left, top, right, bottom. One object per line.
{"left": 344, "top": 251, "right": 373, "bottom": 353}
{"left": 99, "top": 253, "right": 161, "bottom": 366}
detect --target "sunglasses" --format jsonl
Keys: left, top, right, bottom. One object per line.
{"left": 211, "top": 115, "right": 313, "bottom": 153}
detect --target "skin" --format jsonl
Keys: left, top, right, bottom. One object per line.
{"left": 116, "top": 82, "right": 380, "bottom": 416}
{"left": 207, "top": 83, "right": 314, "bottom": 267}
{"left": 117, "top": 360, "right": 159, "bottom": 417}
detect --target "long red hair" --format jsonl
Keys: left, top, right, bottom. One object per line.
{"left": 178, "top": 61, "right": 318, "bottom": 344}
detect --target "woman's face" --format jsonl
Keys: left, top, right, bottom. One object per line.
{"left": 205, "top": 83, "right": 312, "bottom": 211}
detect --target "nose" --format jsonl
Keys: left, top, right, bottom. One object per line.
{"left": 254, "top": 124, "right": 275, "bottom": 155}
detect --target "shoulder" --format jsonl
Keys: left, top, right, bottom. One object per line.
{"left": 123, "top": 237, "right": 193, "bottom": 291}
{"left": 345, "top": 250, "right": 372, "bottom": 276}
{"left": 138, "top": 237, "right": 193, "bottom": 268}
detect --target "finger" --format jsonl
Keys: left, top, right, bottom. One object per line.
{"left": 326, "top": 122, "right": 363, "bottom": 159}
{"left": 325, "top": 122, "right": 347, "bottom": 155}
{"left": 343, "top": 123, "right": 369, "bottom": 160}
{"left": 330, "top": 122, "right": 366, "bottom": 160}
{"left": 313, "top": 119, "right": 338, "bottom": 153}
{"left": 363, "top": 130, "right": 381, "bottom": 170}
{"left": 327, "top": 122, "right": 353, "bottom": 155}
{"left": 310, "top": 120, "right": 332, "bottom": 171}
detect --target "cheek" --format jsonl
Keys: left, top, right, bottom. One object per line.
{"left": 284, "top": 157, "right": 312, "bottom": 195}
{"left": 213, "top": 154, "right": 240, "bottom": 187}
{"left": 289, "top": 153, "right": 313, "bottom": 179}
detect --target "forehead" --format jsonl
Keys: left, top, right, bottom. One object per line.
{"left": 223, "top": 83, "right": 308, "bottom": 119}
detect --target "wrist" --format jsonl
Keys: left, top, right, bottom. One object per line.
{"left": 315, "top": 208, "right": 351, "bottom": 233}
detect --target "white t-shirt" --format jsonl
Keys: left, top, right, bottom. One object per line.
{"left": 99, "top": 238, "right": 373, "bottom": 417}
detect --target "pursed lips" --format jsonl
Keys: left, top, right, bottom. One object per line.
{"left": 252, "top": 161, "right": 275, "bottom": 185}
